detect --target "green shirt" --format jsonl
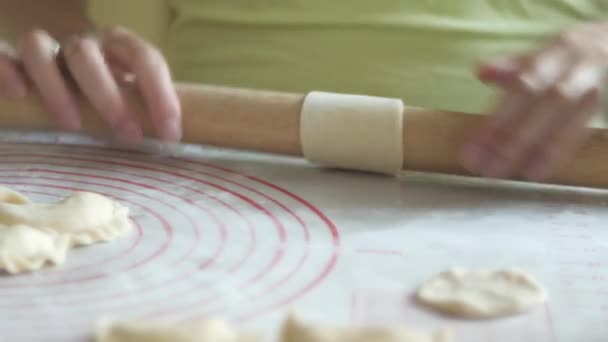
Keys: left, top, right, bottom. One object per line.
{"left": 88, "top": 0, "right": 607, "bottom": 113}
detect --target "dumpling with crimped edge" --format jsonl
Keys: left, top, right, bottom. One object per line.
{"left": 0, "top": 224, "right": 71, "bottom": 274}
{"left": 0, "top": 191, "right": 133, "bottom": 247}
{"left": 0, "top": 186, "right": 30, "bottom": 204}
{"left": 281, "top": 313, "right": 452, "bottom": 342}
{"left": 95, "top": 318, "right": 262, "bottom": 342}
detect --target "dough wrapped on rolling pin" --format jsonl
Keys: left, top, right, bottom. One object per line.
{"left": 300, "top": 91, "right": 404, "bottom": 175}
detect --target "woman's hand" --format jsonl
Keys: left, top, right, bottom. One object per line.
{"left": 461, "top": 22, "right": 608, "bottom": 182}
{"left": 0, "top": 27, "right": 181, "bottom": 144}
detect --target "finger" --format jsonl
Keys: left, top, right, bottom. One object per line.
{"left": 468, "top": 47, "right": 576, "bottom": 178}
{"left": 110, "top": 65, "right": 136, "bottom": 84}
{"left": 0, "top": 40, "right": 17, "bottom": 58}
{"left": 522, "top": 90, "right": 598, "bottom": 181}
{"left": 104, "top": 54, "right": 136, "bottom": 83}
{"left": 101, "top": 27, "right": 181, "bottom": 142}
{"left": 0, "top": 41, "right": 27, "bottom": 97}
{"left": 0, "top": 53, "right": 27, "bottom": 98}
{"left": 460, "top": 91, "right": 534, "bottom": 176}
{"left": 464, "top": 54, "right": 542, "bottom": 172}
{"left": 18, "top": 29, "right": 81, "bottom": 130}
{"left": 62, "top": 35, "right": 143, "bottom": 145}
{"left": 482, "top": 96, "right": 562, "bottom": 178}
{"left": 492, "top": 62, "right": 602, "bottom": 179}
{"left": 516, "top": 47, "right": 573, "bottom": 93}
{"left": 477, "top": 54, "right": 528, "bottom": 85}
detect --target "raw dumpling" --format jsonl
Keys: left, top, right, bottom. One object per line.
{"left": 0, "top": 187, "right": 133, "bottom": 275}
{"left": 0, "top": 224, "right": 70, "bottom": 274}
{"left": 0, "top": 191, "right": 133, "bottom": 246}
{"left": 96, "top": 319, "right": 261, "bottom": 342}
{"left": 416, "top": 267, "right": 547, "bottom": 319}
{"left": 281, "top": 314, "right": 452, "bottom": 342}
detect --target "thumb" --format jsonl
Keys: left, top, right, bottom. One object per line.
{"left": 477, "top": 55, "right": 527, "bottom": 86}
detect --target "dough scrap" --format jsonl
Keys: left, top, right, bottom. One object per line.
{"left": 0, "top": 224, "right": 70, "bottom": 274}
{"left": 0, "top": 191, "right": 133, "bottom": 247}
{"left": 300, "top": 91, "right": 404, "bottom": 175}
{"left": 281, "top": 314, "right": 452, "bottom": 342}
{"left": 96, "top": 319, "right": 261, "bottom": 342}
{"left": 416, "top": 268, "right": 547, "bottom": 319}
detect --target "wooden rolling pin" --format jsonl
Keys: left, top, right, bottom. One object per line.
{"left": 1, "top": 82, "right": 608, "bottom": 188}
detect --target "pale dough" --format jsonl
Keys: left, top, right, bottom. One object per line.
{"left": 0, "top": 186, "right": 29, "bottom": 204}
{"left": 0, "top": 191, "right": 133, "bottom": 247}
{"left": 281, "top": 314, "right": 452, "bottom": 342}
{"left": 0, "top": 224, "right": 70, "bottom": 274}
{"left": 300, "top": 91, "right": 404, "bottom": 175}
{"left": 94, "top": 314, "right": 451, "bottom": 342}
{"left": 0, "top": 186, "right": 133, "bottom": 274}
{"left": 96, "top": 319, "right": 261, "bottom": 342}
{"left": 416, "top": 268, "right": 547, "bottom": 319}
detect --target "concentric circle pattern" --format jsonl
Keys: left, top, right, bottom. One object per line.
{"left": 0, "top": 143, "right": 340, "bottom": 341}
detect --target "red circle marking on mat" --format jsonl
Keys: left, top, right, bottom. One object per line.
{"left": 0, "top": 175, "right": 231, "bottom": 307}
{"left": 0, "top": 152, "right": 289, "bottom": 282}
{"left": 12, "top": 163, "right": 258, "bottom": 275}
{"left": 10, "top": 190, "right": 145, "bottom": 273}
{"left": 10, "top": 169, "right": 256, "bottom": 308}
{"left": 0, "top": 143, "right": 340, "bottom": 325}
{"left": 0, "top": 153, "right": 292, "bottom": 294}
{"left": 0, "top": 164, "right": 272, "bottom": 313}
{"left": 0, "top": 160, "right": 273, "bottom": 297}
{"left": 0, "top": 182, "right": 174, "bottom": 287}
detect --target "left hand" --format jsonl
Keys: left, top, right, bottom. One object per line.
{"left": 460, "top": 22, "right": 608, "bottom": 182}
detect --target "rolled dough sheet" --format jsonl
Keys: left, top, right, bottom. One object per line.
{"left": 416, "top": 268, "right": 548, "bottom": 319}
{"left": 300, "top": 91, "right": 404, "bottom": 175}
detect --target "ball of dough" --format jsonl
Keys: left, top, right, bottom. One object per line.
{"left": 416, "top": 267, "right": 547, "bottom": 319}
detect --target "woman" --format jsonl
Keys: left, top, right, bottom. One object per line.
{"left": 1, "top": 0, "right": 607, "bottom": 181}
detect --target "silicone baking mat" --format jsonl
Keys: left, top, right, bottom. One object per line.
{"left": 1, "top": 132, "right": 607, "bottom": 342}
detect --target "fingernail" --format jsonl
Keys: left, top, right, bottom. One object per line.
{"left": 161, "top": 118, "right": 182, "bottom": 142}
{"left": 488, "top": 57, "right": 516, "bottom": 69}
{"left": 524, "top": 159, "right": 548, "bottom": 182}
{"left": 460, "top": 144, "right": 482, "bottom": 172}
{"left": 118, "top": 121, "right": 143, "bottom": 145}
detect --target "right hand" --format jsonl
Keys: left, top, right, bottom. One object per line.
{"left": 0, "top": 27, "right": 181, "bottom": 144}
